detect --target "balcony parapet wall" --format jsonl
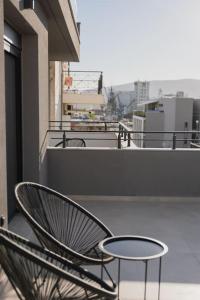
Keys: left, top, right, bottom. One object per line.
{"left": 47, "top": 148, "right": 200, "bottom": 197}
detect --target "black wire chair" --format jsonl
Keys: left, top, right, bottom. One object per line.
{"left": 15, "top": 182, "right": 114, "bottom": 266}
{"left": 0, "top": 228, "right": 117, "bottom": 300}
{"left": 55, "top": 138, "right": 86, "bottom": 148}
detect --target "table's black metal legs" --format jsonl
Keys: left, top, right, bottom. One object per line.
{"left": 101, "top": 263, "right": 103, "bottom": 280}
{"left": 116, "top": 258, "right": 163, "bottom": 300}
{"left": 100, "top": 253, "right": 116, "bottom": 289}
{"left": 158, "top": 257, "right": 162, "bottom": 300}
{"left": 144, "top": 261, "right": 148, "bottom": 300}
{"left": 118, "top": 259, "right": 121, "bottom": 299}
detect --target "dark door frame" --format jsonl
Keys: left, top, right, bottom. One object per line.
{"left": 4, "top": 24, "right": 23, "bottom": 220}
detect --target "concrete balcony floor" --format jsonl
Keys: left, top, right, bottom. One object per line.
{"left": 1, "top": 198, "right": 200, "bottom": 300}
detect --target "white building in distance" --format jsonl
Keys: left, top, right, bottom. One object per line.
{"left": 134, "top": 81, "right": 150, "bottom": 104}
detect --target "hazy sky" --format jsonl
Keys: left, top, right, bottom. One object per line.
{"left": 71, "top": 0, "right": 200, "bottom": 86}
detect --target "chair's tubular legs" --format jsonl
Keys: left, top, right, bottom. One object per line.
{"left": 84, "top": 289, "right": 90, "bottom": 300}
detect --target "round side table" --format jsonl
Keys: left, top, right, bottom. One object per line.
{"left": 99, "top": 235, "right": 168, "bottom": 300}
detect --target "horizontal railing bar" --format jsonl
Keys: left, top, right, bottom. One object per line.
{"left": 49, "top": 127, "right": 118, "bottom": 129}
{"left": 48, "top": 129, "right": 200, "bottom": 134}
{"left": 49, "top": 137, "right": 199, "bottom": 142}
{"left": 49, "top": 120, "right": 119, "bottom": 123}
{"left": 63, "top": 70, "right": 102, "bottom": 73}
{"left": 51, "top": 138, "right": 119, "bottom": 141}
{"left": 69, "top": 79, "right": 99, "bottom": 82}
{"left": 50, "top": 137, "right": 199, "bottom": 142}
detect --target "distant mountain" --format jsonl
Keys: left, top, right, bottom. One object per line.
{"left": 150, "top": 79, "right": 200, "bottom": 98}
{"left": 111, "top": 83, "right": 135, "bottom": 92}
{"left": 107, "top": 79, "right": 200, "bottom": 99}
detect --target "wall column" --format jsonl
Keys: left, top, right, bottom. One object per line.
{"left": 0, "top": 2, "right": 8, "bottom": 225}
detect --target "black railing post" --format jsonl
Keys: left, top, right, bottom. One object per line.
{"left": 119, "top": 124, "right": 121, "bottom": 134}
{"left": 172, "top": 133, "right": 176, "bottom": 150}
{"left": 118, "top": 133, "right": 121, "bottom": 149}
{"left": 105, "top": 122, "right": 107, "bottom": 131}
{"left": 63, "top": 131, "right": 66, "bottom": 148}
{"left": 124, "top": 131, "right": 127, "bottom": 141}
{"left": 127, "top": 133, "right": 131, "bottom": 147}
{"left": 98, "top": 72, "right": 103, "bottom": 94}
{"left": 119, "top": 124, "right": 123, "bottom": 138}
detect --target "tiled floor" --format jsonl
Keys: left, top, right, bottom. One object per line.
{"left": 2, "top": 198, "right": 200, "bottom": 299}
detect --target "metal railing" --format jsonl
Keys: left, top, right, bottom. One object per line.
{"left": 48, "top": 121, "right": 200, "bottom": 150}
{"left": 62, "top": 70, "right": 103, "bottom": 94}
{"left": 49, "top": 120, "right": 118, "bottom": 131}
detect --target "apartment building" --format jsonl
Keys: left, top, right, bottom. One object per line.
{"left": 161, "top": 97, "right": 193, "bottom": 148}
{"left": 133, "top": 97, "right": 194, "bottom": 148}
{"left": 0, "top": 0, "right": 80, "bottom": 223}
{"left": 134, "top": 81, "right": 150, "bottom": 104}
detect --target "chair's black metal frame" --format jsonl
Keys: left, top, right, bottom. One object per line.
{"left": 55, "top": 138, "right": 86, "bottom": 148}
{"left": 15, "top": 182, "right": 114, "bottom": 267}
{"left": 0, "top": 228, "right": 117, "bottom": 300}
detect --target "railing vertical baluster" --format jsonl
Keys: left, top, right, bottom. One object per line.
{"left": 172, "top": 133, "right": 176, "bottom": 150}
{"left": 119, "top": 125, "right": 123, "bottom": 138}
{"left": 118, "top": 133, "right": 121, "bottom": 149}
{"left": 124, "top": 131, "right": 127, "bottom": 141}
{"left": 128, "top": 133, "right": 131, "bottom": 147}
{"left": 119, "top": 124, "right": 121, "bottom": 136}
{"left": 105, "top": 122, "right": 107, "bottom": 131}
{"left": 122, "top": 127, "right": 124, "bottom": 138}
{"left": 63, "top": 131, "right": 66, "bottom": 148}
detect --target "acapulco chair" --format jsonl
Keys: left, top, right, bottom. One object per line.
{"left": 0, "top": 228, "right": 117, "bottom": 300}
{"left": 15, "top": 182, "right": 114, "bottom": 267}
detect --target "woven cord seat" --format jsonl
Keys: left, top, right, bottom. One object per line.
{"left": 15, "top": 182, "right": 114, "bottom": 266}
{"left": 0, "top": 228, "right": 116, "bottom": 300}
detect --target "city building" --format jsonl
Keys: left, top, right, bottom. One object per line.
{"left": 160, "top": 97, "right": 193, "bottom": 148}
{"left": 132, "top": 100, "right": 164, "bottom": 148}
{"left": 176, "top": 91, "right": 185, "bottom": 98}
{"left": 134, "top": 81, "right": 150, "bottom": 104}
{"left": 133, "top": 97, "right": 194, "bottom": 148}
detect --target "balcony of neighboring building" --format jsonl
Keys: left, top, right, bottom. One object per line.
{"left": 62, "top": 69, "right": 104, "bottom": 118}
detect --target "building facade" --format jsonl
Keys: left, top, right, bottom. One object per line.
{"left": 133, "top": 97, "right": 194, "bottom": 148}
{"left": 0, "top": 0, "right": 80, "bottom": 223}
{"left": 161, "top": 97, "right": 193, "bottom": 148}
{"left": 134, "top": 81, "right": 150, "bottom": 104}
